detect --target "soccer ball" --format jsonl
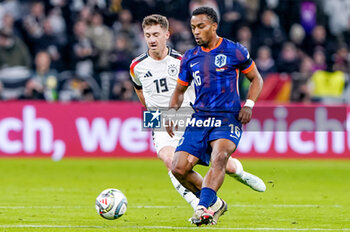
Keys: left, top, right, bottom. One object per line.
{"left": 95, "top": 188, "right": 127, "bottom": 220}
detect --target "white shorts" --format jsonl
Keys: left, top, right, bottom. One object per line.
{"left": 152, "top": 130, "right": 184, "bottom": 154}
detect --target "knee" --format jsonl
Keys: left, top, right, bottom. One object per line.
{"left": 170, "top": 152, "right": 195, "bottom": 179}
{"left": 171, "top": 164, "right": 187, "bottom": 179}
{"left": 158, "top": 148, "right": 174, "bottom": 170}
{"left": 226, "top": 158, "right": 243, "bottom": 175}
{"left": 171, "top": 159, "right": 192, "bottom": 179}
{"left": 225, "top": 159, "right": 236, "bottom": 174}
{"left": 162, "top": 155, "right": 173, "bottom": 170}
{"left": 211, "top": 151, "right": 230, "bottom": 168}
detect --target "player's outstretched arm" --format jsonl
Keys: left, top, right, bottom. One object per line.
{"left": 239, "top": 66, "right": 263, "bottom": 124}
{"left": 166, "top": 83, "right": 188, "bottom": 137}
{"left": 134, "top": 87, "right": 147, "bottom": 108}
{"left": 169, "top": 82, "right": 188, "bottom": 110}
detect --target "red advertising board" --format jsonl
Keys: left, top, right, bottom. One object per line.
{"left": 0, "top": 101, "right": 349, "bottom": 160}
{"left": 237, "top": 104, "right": 349, "bottom": 158}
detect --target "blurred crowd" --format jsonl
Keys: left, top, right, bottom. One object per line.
{"left": 0, "top": 0, "right": 349, "bottom": 103}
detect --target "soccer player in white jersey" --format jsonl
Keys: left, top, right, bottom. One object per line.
{"left": 130, "top": 14, "right": 265, "bottom": 216}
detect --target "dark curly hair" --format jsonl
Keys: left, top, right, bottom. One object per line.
{"left": 192, "top": 6, "right": 219, "bottom": 24}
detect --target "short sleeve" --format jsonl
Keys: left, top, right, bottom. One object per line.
{"left": 177, "top": 51, "right": 192, "bottom": 86}
{"left": 130, "top": 60, "right": 142, "bottom": 89}
{"left": 235, "top": 43, "right": 255, "bottom": 74}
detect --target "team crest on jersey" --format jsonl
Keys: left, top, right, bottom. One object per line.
{"left": 215, "top": 54, "right": 227, "bottom": 68}
{"left": 168, "top": 64, "right": 178, "bottom": 76}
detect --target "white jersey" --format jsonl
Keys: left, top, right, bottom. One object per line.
{"left": 130, "top": 48, "right": 195, "bottom": 109}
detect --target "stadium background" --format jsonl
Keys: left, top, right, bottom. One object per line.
{"left": 0, "top": 1, "right": 349, "bottom": 231}
{"left": 0, "top": 0, "right": 348, "bottom": 159}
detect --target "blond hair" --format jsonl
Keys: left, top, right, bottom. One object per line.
{"left": 142, "top": 14, "right": 169, "bottom": 31}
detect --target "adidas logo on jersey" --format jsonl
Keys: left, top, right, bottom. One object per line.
{"left": 144, "top": 71, "right": 152, "bottom": 78}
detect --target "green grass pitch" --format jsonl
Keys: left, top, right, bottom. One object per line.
{"left": 0, "top": 158, "right": 349, "bottom": 232}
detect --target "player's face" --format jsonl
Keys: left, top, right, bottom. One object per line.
{"left": 143, "top": 24, "right": 169, "bottom": 55}
{"left": 191, "top": 14, "right": 217, "bottom": 46}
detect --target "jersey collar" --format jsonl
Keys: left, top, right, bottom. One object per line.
{"left": 201, "top": 37, "right": 223, "bottom": 52}
{"left": 167, "top": 46, "right": 172, "bottom": 55}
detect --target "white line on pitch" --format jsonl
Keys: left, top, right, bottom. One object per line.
{"left": 132, "top": 204, "right": 342, "bottom": 208}
{"left": 0, "top": 225, "right": 349, "bottom": 231}
{"left": 0, "top": 204, "right": 342, "bottom": 209}
{"left": 0, "top": 206, "right": 85, "bottom": 209}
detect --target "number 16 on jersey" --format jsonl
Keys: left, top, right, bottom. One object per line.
{"left": 192, "top": 71, "right": 201, "bottom": 86}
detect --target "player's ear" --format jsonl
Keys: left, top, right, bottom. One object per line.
{"left": 165, "top": 30, "right": 170, "bottom": 39}
{"left": 212, "top": 22, "right": 218, "bottom": 32}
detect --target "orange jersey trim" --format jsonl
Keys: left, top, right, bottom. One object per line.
{"left": 242, "top": 61, "right": 255, "bottom": 74}
{"left": 201, "top": 37, "right": 223, "bottom": 52}
{"left": 177, "top": 78, "right": 189, "bottom": 86}
{"left": 129, "top": 54, "right": 148, "bottom": 78}
{"left": 130, "top": 60, "right": 140, "bottom": 78}
{"left": 130, "top": 69, "right": 135, "bottom": 78}
{"left": 235, "top": 68, "right": 240, "bottom": 95}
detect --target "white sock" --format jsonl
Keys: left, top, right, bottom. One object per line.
{"left": 230, "top": 158, "right": 244, "bottom": 177}
{"left": 168, "top": 171, "right": 199, "bottom": 210}
{"left": 209, "top": 197, "right": 222, "bottom": 211}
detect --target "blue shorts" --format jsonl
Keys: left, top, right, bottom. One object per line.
{"left": 175, "top": 112, "right": 242, "bottom": 166}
